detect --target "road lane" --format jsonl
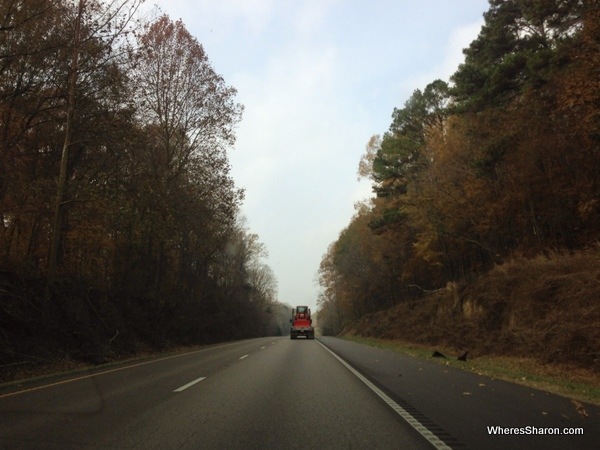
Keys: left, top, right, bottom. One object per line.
{"left": 130, "top": 336, "right": 432, "bottom": 449}
{"left": 0, "top": 337, "right": 278, "bottom": 447}
{"left": 0, "top": 337, "right": 433, "bottom": 449}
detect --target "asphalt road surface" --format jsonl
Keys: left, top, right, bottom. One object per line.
{"left": 319, "top": 337, "right": 600, "bottom": 450}
{"left": 0, "top": 336, "right": 598, "bottom": 449}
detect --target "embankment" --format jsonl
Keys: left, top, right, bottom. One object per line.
{"left": 342, "top": 246, "right": 600, "bottom": 372}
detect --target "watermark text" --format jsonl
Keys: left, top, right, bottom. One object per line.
{"left": 487, "top": 426, "right": 584, "bottom": 436}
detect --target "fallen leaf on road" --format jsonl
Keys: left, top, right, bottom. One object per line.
{"left": 571, "top": 399, "right": 589, "bottom": 418}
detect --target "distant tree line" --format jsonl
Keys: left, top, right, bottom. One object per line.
{"left": 0, "top": 0, "right": 281, "bottom": 365}
{"left": 318, "top": 0, "right": 599, "bottom": 334}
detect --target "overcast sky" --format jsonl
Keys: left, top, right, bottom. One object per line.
{"left": 148, "top": 0, "right": 490, "bottom": 311}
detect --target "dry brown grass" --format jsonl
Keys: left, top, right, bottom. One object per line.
{"left": 343, "top": 245, "right": 600, "bottom": 386}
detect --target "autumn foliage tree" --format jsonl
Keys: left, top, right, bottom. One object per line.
{"left": 318, "top": 0, "right": 599, "bottom": 334}
{"left": 0, "top": 2, "right": 280, "bottom": 368}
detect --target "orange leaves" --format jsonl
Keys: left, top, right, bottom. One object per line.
{"left": 317, "top": 1, "right": 600, "bottom": 345}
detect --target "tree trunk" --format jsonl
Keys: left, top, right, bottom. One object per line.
{"left": 46, "top": 0, "right": 84, "bottom": 300}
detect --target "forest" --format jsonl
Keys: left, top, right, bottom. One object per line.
{"left": 0, "top": 0, "right": 290, "bottom": 380}
{"left": 317, "top": 0, "right": 599, "bottom": 369}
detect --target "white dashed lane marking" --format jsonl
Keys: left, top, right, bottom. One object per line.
{"left": 174, "top": 377, "right": 206, "bottom": 392}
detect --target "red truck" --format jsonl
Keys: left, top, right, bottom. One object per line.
{"left": 290, "top": 306, "right": 315, "bottom": 339}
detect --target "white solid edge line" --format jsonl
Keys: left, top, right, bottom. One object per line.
{"left": 316, "top": 341, "right": 452, "bottom": 450}
{"left": 174, "top": 377, "right": 206, "bottom": 392}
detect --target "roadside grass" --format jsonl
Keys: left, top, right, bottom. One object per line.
{"left": 342, "top": 335, "right": 600, "bottom": 406}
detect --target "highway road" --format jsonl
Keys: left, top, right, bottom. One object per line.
{"left": 0, "top": 336, "right": 598, "bottom": 449}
